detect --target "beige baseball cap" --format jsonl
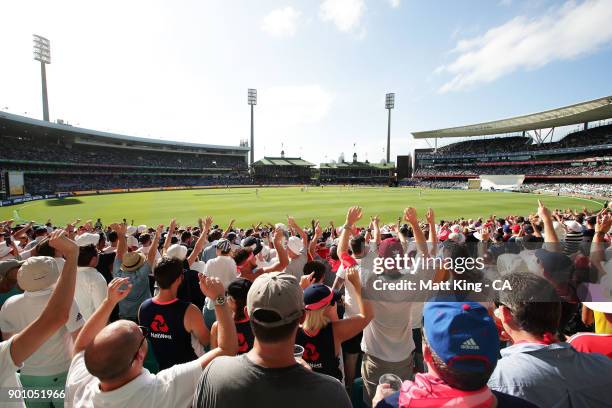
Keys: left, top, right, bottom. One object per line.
{"left": 247, "top": 272, "right": 304, "bottom": 328}
{"left": 17, "top": 256, "right": 60, "bottom": 292}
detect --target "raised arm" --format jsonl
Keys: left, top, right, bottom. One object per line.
{"left": 196, "top": 276, "right": 238, "bottom": 367}
{"left": 537, "top": 200, "right": 560, "bottom": 250}
{"left": 148, "top": 224, "right": 164, "bottom": 269}
{"left": 404, "top": 207, "right": 428, "bottom": 257}
{"left": 163, "top": 219, "right": 176, "bottom": 255}
{"left": 288, "top": 216, "right": 309, "bottom": 251}
{"left": 338, "top": 206, "right": 362, "bottom": 257}
{"left": 333, "top": 266, "right": 373, "bottom": 346}
{"left": 73, "top": 277, "right": 132, "bottom": 356}
{"left": 222, "top": 219, "right": 235, "bottom": 239}
{"left": 10, "top": 230, "right": 79, "bottom": 366}
{"left": 188, "top": 217, "right": 212, "bottom": 267}
{"left": 371, "top": 215, "right": 381, "bottom": 245}
{"left": 308, "top": 221, "right": 322, "bottom": 259}
{"left": 112, "top": 223, "right": 128, "bottom": 261}
{"left": 590, "top": 211, "right": 610, "bottom": 271}
{"left": 257, "top": 226, "right": 289, "bottom": 273}
{"left": 426, "top": 208, "right": 437, "bottom": 256}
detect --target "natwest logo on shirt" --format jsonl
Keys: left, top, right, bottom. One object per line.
{"left": 151, "top": 314, "right": 169, "bottom": 333}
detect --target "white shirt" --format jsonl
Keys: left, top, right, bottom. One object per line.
{"left": 0, "top": 339, "right": 26, "bottom": 407}
{"left": 361, "top": 300, "right": 414, "bottom": 363}
{"left": 75, "top": 267, "right": 108, "bottom": 321}
{"left": 203, "top": 256, "right": 237, "bottom": 310}
{"left": 65, "top": 352, "right": 202, "bottom": 408}
{"left": 0, "top": 289, "right": 84, "bottom": 375}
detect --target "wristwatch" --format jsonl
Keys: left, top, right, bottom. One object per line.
{"left": 214, "top": 295, "right": 227, "bottom": 306}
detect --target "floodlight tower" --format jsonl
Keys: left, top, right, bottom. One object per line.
{"left": 33, "top": 35, "right": 51, "bottom": 121}
{"left": 385, "top": 93, "right": 395, "bottom": 164}
{"left": 248, "top": 89, "right": 257, "bottom": 166}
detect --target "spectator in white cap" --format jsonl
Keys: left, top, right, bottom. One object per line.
{"left": 127, "top": 225, "right": 138, "bottom": 236}
{"left": 201, "top": 238, "right": 238, "bottom": 329}
{"left": 280, "top": 217, "right": 308, "bottom": 280}
{"left": 193, "top": 272, "right": 351, "bottom": 408}
{"left": 0, "top": 230, "right": 80, "bottom": 407}
{"left": 166, "top": 243, "right": 188, "bottom": 261}
{"left": 0, "top": 253, "right": 84, "bottom": 407}
{"left": 75, "top": 232, "right": 100, "bottom": 248}
{"left": 75, "top": 245, "right": 107, "bottom": 321}
{"left": 127, "top": 235, "right": 139, "bottom": 251}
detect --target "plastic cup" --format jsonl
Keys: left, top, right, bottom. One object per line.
{"left": 379, "top": 373, "right": 402, "bottom": 391}
{"left": 294, "top": 344, "right": 304, "bottom": 359}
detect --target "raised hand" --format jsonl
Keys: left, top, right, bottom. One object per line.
{"left": 203, "top": 216, "right": 213, "bottom": 231}
{"left": 272, "top": 226, "right": 284, "bottom": 245}
{"left": 595, "top": 211, "right": 611, "bottom": 234}
{"left": 404, "top": 207, "right": 418, "bottom": 225}
{"left": 107, "top": 277, "right": 133, "bottom": 304}
{"left": 155, "top": 224, "right": 164, "bottom": 237}
{"left": 346, "top": 266, "right": 361, "bottom": 289}
{"left": 48, "top": 229, "right": 78, "bottom": 257}
{"left": 199, "top": 275, "right": 225, "bottom": 299}
{"left": 537, "top": 200, "right": 552, "bottom": 221}
{"left": 345, "top": 206, "right": 363, "bottom": 227}
{"left": 426, "top": 208, "right": 435, "bottom": 225}
{"left": 287, "top": 216, "right": 298, "bottom": 229}
{"left": 300, "top": 272, "right": 315, "bottom": 289}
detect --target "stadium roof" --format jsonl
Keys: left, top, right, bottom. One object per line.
{"left": 412, "top": 95, "right": 612, "bottom": 139}
{"left": 0, "top": 111, "right": 250, "bottom": 152}
{"left": 252, "top": 157, "right": 315, "bottom": 167}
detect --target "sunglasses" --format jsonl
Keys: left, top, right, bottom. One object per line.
{"left": 130, "top": 325, "right": 149, "bottom": 364}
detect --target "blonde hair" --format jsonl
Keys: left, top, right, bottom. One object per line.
{"left": 303, "top": 307, "right": 330, "bottom": 333}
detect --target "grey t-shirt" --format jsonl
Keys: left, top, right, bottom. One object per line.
{"left": 193, "top": 354, "right": 351, "bottom": 408}
{"left": 284, "top": 252, "right": 308, "bottom": 280}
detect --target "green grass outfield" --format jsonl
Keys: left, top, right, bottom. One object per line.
{"left": 0, "top": 187, "right": 606, "bottom": 227}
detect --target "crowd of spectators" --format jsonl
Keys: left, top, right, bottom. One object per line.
{"left": 0, "top": 200, "right": 611, "bottom": 407}
{"left": 521, "top": 183, "right": 612, "bottom": 197}
{"left": 413, "top": 163, "right": 612, "bottom": 177}
{"left": 0, "top": 135, "right": 248, "bottom": 170}
{"left": 419, "top": 123, "right": 612, "bottom": 158}
{"left": 23, "top": 174, "right": 251, "bottom": 194}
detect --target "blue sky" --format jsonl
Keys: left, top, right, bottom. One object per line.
{"left": 2, "top": 0, "right": 612, "bottom": 164}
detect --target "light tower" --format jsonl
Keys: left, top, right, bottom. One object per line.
{"left": 385, "top": 93, "right": 395, "bottom": 164}
{"left": 248, "top": 88, "right": 257, "bottom": 166}
{"left": 33, "top": 34, "right": 51, "bottom": 121}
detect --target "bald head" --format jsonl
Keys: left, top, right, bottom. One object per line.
{"left": 84, "top": 320, "right": 145, "bottom": 381}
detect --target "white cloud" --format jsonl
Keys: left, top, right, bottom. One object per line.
{"left": 262, "top": 6, "right": 301, "bottom": 37}
{"left": 437, "top": 0, "right": 612, "bottom": 93}
{"left": 388, "top": 0, "right": 401, "bottom": 8}
{"left": 319, "top": 0, "right": 365, "bottom": 33}
{"left": 498, "top": 0, "right": 512, "bottom": 6}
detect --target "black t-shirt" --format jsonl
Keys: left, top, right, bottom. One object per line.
{"left": 193, "top": 354, "right": 351, "bottom": 408}
{"left": 296, "top": 324, "right": 342, "bottom": 381}
{"left": 177, "top": 268, "right": 206, "bottom": 310}
{"left": 375, "top": 389, "right": 541, "bottom": 408}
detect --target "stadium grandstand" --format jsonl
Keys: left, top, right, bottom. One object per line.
{"left": 0, "top": 111, "right": 250, "bottom": 198}
{"left": 410, "top": 95, "right": 612, "bottom": 197}
{"left": 320, "top": 153, "right": 395, "bottom": 185}
{"left": 251, "top": 152, "right": 315, "bottom": 184}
